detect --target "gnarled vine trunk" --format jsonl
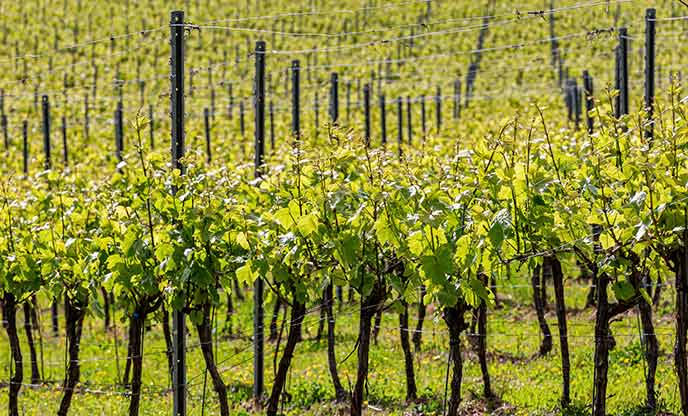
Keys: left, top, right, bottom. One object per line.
{"left": 23, "top": 301, "right": 41, "bottom": 383}
{"left": 267, "top": 300, "right": 306, "bottom": 416}
{"left": 128, "top": 310, "right": 146, "bottom": 416}
{"left": 324, "top": 283, "right": 348, "bottom": 401}
{"left": 101, "top": 286, "right": 111, "bottom": 331}
{"left": 269, "top": 283, "right": 281, "bottom": 342}
{"left": 652, "top": 278, "right": 662, "bottom": 306}
{"left": 443, "top": 301, "right": 469, "bottom": 416}
{"left": 197, "top": 303, "right": 229, "bottom": 416}
{"left": 477, "top": 273, "right": 492, "bottom": 398}
{"left": 592, "top": 265, "right": 610, "bottom": 416}
{"left": 336, "top": 285, "right": 343, "bottom": 311}
{"left": 4, "top": 293, "right": 22, "bottom": 416}
{"left": 674, "top": 245, "right": 688, "bottom": 415}
{"left": 351, "top": 280, "right": 386, "bottom": 416}
{"left": 57, "top": 297, "right": 87, "bottom": 416}
{"left": 639, "top": 271, "right": 658, "bottom": 410}
{"left": 591, "top": 247, "right": 657, "bottom": 416}
{"left": 316, "top": 297, "right": 326, "bottom": 341}
{"left": 123, "top": 318, "right": 136, "bottom": 385}
{"left": 490, "top": 274, "right": 500, "bottom": 309}
{"left": 548, "top": 256, "right": 570, "bottom": 406}
{"left": 399, "top": 300, "right": 417, "bottom": 401}
{"left": 532, "top": 264, "right": 552, "bottom": 355}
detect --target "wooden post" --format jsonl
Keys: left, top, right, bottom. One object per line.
{"left": 645, "top": 9, "right": 656, "bottom": 142}
{"left": 253, "top": 39, "right": 266, "bottom": 402}
{"left": 170, "top": 10, "right": 187, "bottom": 416}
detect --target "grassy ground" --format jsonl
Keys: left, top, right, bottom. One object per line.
{"left": 0, "top": 266, "right": 680, "bottom": 416}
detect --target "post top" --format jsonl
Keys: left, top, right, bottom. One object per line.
{"left": 647, "top": 8, "right": 656, "bottom": 17}
{"left": 171, "top": 10, "right": 184, "bottom": 23}
{"left": 255, "top": 41, "right": 266, "bottom": 52}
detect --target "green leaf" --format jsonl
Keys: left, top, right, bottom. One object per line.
{"left": 420, "top": 246, "right": 454, "bottom": 285}
{"left": 236, "top": 232, "right": 250, "bottom": 250}
{"left": 454, "top": 235, "right": 472, "bottom": 264}
{"left": 194, "top": 264, "right": 213, "bottom": 286}
{"left": 271, "top": 262, "right": 290, "bottom": 284}
{"left": 436, "top": 287, "right": 458, "bottom": 307}
{"left": 375, "top": 215, "right": 399, "bottom": 248}
{"left": 274, "top": 207, "right": 294, "bottom": 229}
{"left": 468, "top": 277, "right": 491, "bottom": 305}
{"left": 235, "top": 260, "right": 256, "bottom": 285}
{"left": 297, "top": 214, "right": 318, "bottom": 237}
{"left": 334, "top": 233, "right": 358, "bottom": 270}
{"left": 488, "top": 208, "right": 512, "bottom": 248}
{"left": 408, "top": 231, "right": 427, "bottom": 256}
{"left": 612, "top": 280, "right": 636, "bottom": 302}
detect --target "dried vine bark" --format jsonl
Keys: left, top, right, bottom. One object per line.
{"left": 477, "top": 273, "right": 492, "bottom": 398}
{"left": 3, "top": 293, "right": 22, "bottom": 416}
{"left": 127, "top": 297, "right": 164, "bottom": 416}
{"left": 549, "top": 256, "right": 570, "bottom": 406}
{"left": 590, "top": 247, "right": 650, "bottom": 415}
{"left": 412, "top": 284, "right": 427, "bottom": 351}
{"left": 101, "top": 286, "right": 111, "bottom": 330}
{"left": 269, "top": 294, "right": 282, "bottom": 342}
{"left": 23, "top": 301, "right": 41, "bottom": 383}
{"left": 671, "top": 244, "right": 688, "bottom": 415}
{"left": 267, "top": 300, "right": 306, "bottom": 416}
{"left": 532, "top": 264, "right": 552, "bottom": 355}
{"left": 128, "top": 310, "right": 146, "bottom": 416}
{"left": 443, "top": 301, "right": 470, "bottom": 416}
{"left": 351, "top": 280, "right": 386, "bottom": 416}
{"left": 196, "top": 303, "right": 229, "bottom": 416}
{"left": 651, "top": 278, "right": 662, "bottom": 306}
{"left": 57, "top": 297, "right": 87, "bottom": 416}
{"left": 591, "top": 265, "right": 610, "bottom": 416}
{"left": 161, "top": 307, "right": 174, "bottom": 385}
{"left": 316, "top": 297, "right": 326, "bottom": 341}
{"left": 399, "top": 300, "right": 417, "bottom": 401}
{"left": 639, "top": 271, "right": 658, "bottom": 410}
{"left": 123, "top": 319, "right": 136, "bottom": 385}
{"left": 325, "top": 283, "right": 348, "bottom": 401}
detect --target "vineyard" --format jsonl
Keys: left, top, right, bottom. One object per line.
{"left": 1, "top": 0, "right": 688, "bottom": 415}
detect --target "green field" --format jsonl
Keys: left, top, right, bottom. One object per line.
{"left": 1, "top": 0, "right": 687, "bottom": 415}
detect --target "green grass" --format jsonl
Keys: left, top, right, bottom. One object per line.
{"left": 0, "top": 270, "right": 680, "bottom": 415}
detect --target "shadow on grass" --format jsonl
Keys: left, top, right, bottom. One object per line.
{"left": 558, "top": 400, "right": 677, "bottom": 416}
